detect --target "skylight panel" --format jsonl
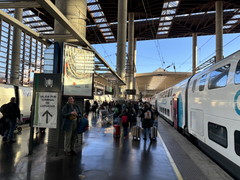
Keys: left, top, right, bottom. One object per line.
{"left": 232, "top": 15, "right": 240, "bottom": 19}
{"left": 87, "top": 1, "right": 115, "bottom": 42}
{"left": 226, "top": 20, "right": 238, "bottom": 24}
{"left": 157, "top": 1, "right": 179, "bottom": 37}
{"left": 223, "top": 25, "right": 231, "bottom": 29}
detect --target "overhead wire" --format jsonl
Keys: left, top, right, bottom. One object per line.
{"left": 141, "top": 0, "right": 165, "bottom": 66}
{"left": 184, "top": 33, "right": 240, "bottom": 72}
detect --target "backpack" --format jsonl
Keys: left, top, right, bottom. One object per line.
{"left": 77, "top": 116, "right": 89, "bottom": 134}
{"left": 122, "top": 115, "right": 128, "bottom": 123}
{"left": 115, "top": 108, "right": 119, "bottom": 114}
{"left": 144, "top": 110, "right": 152, "bottom": 119}
{"left": 1, "top": 103, "right": 17, "bottom": 119}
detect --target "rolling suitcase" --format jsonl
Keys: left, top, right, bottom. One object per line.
{"left": 113, "top": 124, "right": 120, "bottom": 137}
{"left": 132, "top": 126, "right": 141, "bottom": 140}
{"left": 151, "top": 126, "right": 157, "bottom": 140}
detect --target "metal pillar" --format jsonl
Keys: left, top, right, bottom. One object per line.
{"left": 116, "top": 0, "right": 127, "bottom": 100}
{"left": 10, "top": 8, "right": 23, "bottom": 85}
{"left": 127, "top": 12, "right": 134, "bottom": 99}
{"left": 48, "top": 0, "right": 87, "bottom": 149}
{"left": 192, "top": 33, "right": 197, "bottom": 75}
{"left": 132, "top": 38, "right": 137, "bottom": 101}
{"left": 216, "top": 1, "right": 223, "bottom": 62}
{"left": 54, "top": 0, "right": 86, "bottom": 42}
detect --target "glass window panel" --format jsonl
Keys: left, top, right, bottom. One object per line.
{"left": 208, "top": 122, "right": 227, "bottom": 148}
{"left": 199, "top": 74, "right": 206, "bottom": 91}
{"left": 234, "top": 131, "right": 240, "bottom": 156}
{"left": 234, "top": 60, "right": 240, "bottom": 84}
{"left": 208, "top": 64, "right": 230, "bottom": 89}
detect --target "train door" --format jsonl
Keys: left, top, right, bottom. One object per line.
{"left": 173, "top": 98, "right": 178, "bottom": 130}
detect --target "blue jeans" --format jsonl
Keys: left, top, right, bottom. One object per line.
{"left": 143, "top": 127, "right": 151, "bottom": 136}
{"left": 4, "top": 118, "right": 17, "bottom": 141}
{"left": 123, "top": 126, "right": 128, "bottom": 137}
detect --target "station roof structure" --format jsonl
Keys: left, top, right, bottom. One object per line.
{"left": 1, "top": 0, "right": 240, "bottom": 93}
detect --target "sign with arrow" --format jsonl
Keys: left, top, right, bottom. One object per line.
{"left": 34, "top": 92, "right": 58, "bottom": 128}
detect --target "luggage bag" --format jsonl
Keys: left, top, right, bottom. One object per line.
{"left": 151, "top": 126, "right": 157, "bottom": 140}
{"left": 113, "top": 124, "right": 120, "bottom": 137}
{"left": 132, "top": 126, "right": 141, "bottom": 140}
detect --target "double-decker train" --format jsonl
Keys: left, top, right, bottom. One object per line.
{"left": 151, "top": 50, "right": 240, "bottom": 179}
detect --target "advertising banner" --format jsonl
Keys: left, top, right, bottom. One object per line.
{"left": 62, "top": 43, "right": 94, "bottom": 98}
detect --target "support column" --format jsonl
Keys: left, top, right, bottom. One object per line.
{"left": 10, "top": 8, "right": 23, "bottom": 85}
{"left": 216, "top": 1, "right": 223, "bottom": 62}
{"left": 127, "top": 12, "right": 134, "bottom": 99}
{"left": 115, "top": 0, "right": 127, "bottom": 100}
{"left": 192, "top": 33, "right": 197, "bottom": 75}
{"left": 132, "top": 38, "right": 137, "bottom": 101}
{"left": 48, "top": 0, "right": 87, "bottom": 148}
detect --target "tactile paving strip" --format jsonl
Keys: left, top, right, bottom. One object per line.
{"left": 158, "top": 118, "right": 209, "bottom": 180}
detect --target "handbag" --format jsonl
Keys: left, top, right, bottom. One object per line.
{"left": 69, "top": 115, "right": 77, "bottom": 120}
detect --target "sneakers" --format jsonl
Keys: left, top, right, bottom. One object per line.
{"left": 66, "top": 152, "right": 71, "bottom": 156}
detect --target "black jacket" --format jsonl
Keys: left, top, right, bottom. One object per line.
{"left": 141, "top": 107, "right": 154, "bottom": 128}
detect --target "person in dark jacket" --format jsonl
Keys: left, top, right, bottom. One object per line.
{"left": 91, "top": 101, "right": 98, "bottom": 118}
{"left": 115, "top": 101, "right": 121, "bottom": 117}
{"left": 62, "top": 96, "right": 82, "bottom": 156}
{"left": 85, "top": 100, "right": 90, "bottom": 116}
{"left": 121, "top": 109, "right": 129, "bottom": 140}
{"left": 141, "top": 103, "right": 154, "bottom": 142}
{"left": 2, "top": 97, "right": 20, "bottom": 143}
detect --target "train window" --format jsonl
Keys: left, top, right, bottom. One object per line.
{"left": 234, "top": 131, "right": 240, "bottom": 156}
{"left": 208, "top": 122, "right": 227, "bottom": 148}
{"left": 235, "top": 60, "right": 240, "bottom": 84}
{"left": 192, "top": 79, "right": 197, "bottom": 92}
{"left": 167, "top": 109, "right": 169, "bottom": 116}
{"left": 199, "top": 74, "right": 206, "bottom": 91}
{"left": 208, "top": 64, "right": 230, "bottom": 89}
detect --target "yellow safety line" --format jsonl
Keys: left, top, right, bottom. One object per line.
{"left": 157, "top": 131, "right": 183, "bottom": 180}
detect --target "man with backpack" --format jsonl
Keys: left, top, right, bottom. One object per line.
{"left": 1, "top": 97, "right": 20, "bottom": 143}
{"left": 140, "top": 103, "right": 154, "bottom": 142}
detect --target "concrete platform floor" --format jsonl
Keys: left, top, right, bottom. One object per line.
{"left": 0, "top": 114, "right": 233, "bottom": 180}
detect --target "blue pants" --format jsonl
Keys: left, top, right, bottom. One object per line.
{"left": 123, "top": 126, "right": 128, "bottom": 137}
{"left": 4, "top": 118, "right": 17, "bottom": 141}
{"left": 143, "top": 127, "right": 151, "bottom": 136}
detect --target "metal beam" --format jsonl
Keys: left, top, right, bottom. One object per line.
{"left": 0, "top": 1, "right": 41, "bottom": 8}
{"left": 0, "top": 9, "right": 51, "bottom": 46}
{"left": 39, "top": 34, "right": 75, "bottom": 39}
{"left": 36, "top": 0, "right": 125, "bottom": 85}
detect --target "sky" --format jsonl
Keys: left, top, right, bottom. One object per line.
{"left": 91, "top": 33, "right": 240, "bottom": 74}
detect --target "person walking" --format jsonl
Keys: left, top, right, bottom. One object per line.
{"left": 2, "top": 97, "right": 20, "bottom": 143}
{"left": 121, "top": 109, "right": 129, "bottom": 140}
{"left": 141, "top": 103, "right": 154, "bottom": 142}
{"left": 62, "top": 97, "right": 82, "bottom": 156}
{"left": 85, "top": 100, "right": 90, "bottom": 117}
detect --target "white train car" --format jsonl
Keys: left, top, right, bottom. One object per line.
{"left": 0, "top": 84, "right": 15, "bottom": 117}
{"left": 187, "top": 52, "right": 240, "bottom": 178}
{"left": 0, "top": 84, "right": 32, "bottom": 123}
{"left": 157, "top": 88, "right": 173, "bottom": 124}
{"left": 153, "top": 50, "right": 240, "bottom": 179}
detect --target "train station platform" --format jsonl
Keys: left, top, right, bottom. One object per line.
{"left": 0, "top": 114, "right": 233, "bottom": 180}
